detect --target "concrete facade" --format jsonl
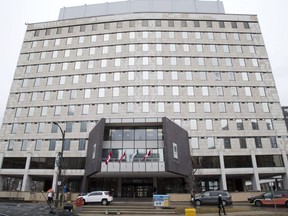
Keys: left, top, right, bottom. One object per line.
{"left": 0, "top": 0, "right": 287, "bottom": 195}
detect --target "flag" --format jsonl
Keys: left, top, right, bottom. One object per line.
{"left": 118, "top": 151, "right": 126, "bottom": 162}
{"left": 131, "top": 150, "right": 139, "bottom": 161}
{"left": 105, "top": 151, "right": 112, "bottom": 165}
{"left": 143, "top": 149, "right": 152, "bottom": 161}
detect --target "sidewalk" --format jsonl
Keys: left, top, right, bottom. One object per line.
{"left": 196, "top": 211, "right": 287, "bottom": 216}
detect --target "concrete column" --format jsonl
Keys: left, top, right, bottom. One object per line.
{"left": 281, "top": 150, "right": 288, "bottom": 190}
{"left": 219, "top": 151, "right": 227, "bottom": 190}
{"left": 52, "top": 166, "right": 58, "bottom": 191}
{"left": 0, "top": 176, "right": 3, "bottom": 191}
{"left": 21, "top": 153, "right": 31, "bottom": 191}
{"left": 117, "top": 178, "right": 122, "bottom": 197}
{"left": 0, "top": 153, "right": 3, "bottom": 191}
{"left": 251, "top": 151, "right": 261, "bottom": 191}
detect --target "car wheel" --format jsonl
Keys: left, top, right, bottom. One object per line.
{"left": 195, "top": 200, "right": 201, "bottom": 206}
{"left": 222, "top": 200, "right": 227, "bottom": 206}
{"left": 255, "top": 200, "right": 262, "bottom": 207}
{"left": 102, "top": 199, "right": 108, "bottom": 205}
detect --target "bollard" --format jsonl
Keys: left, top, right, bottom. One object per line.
{"left": 185, "top": 208, "right": 196, "bottom": 216}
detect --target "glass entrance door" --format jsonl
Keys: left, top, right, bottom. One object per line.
{"left": 121, "top": 178, "right": 153, "bottom": 197}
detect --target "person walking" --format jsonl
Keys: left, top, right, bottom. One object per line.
{"left": 47, "top": 188, "right": 54, "bottom": 204}
{"left": 218, "top": 194, "right": 226, "bottom": 215}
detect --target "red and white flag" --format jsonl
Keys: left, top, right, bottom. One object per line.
{"left": 105, "top": 151, "right": 112, "bottom": 165}
{"left": 118, "top": 151, "right": 126, "bottom": 163}
{"left": 143, "top": 149, "right": 152, "bottom": 161}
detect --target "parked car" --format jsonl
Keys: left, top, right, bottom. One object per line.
{"left": 191, "top": 191, "right": 232, "bottom": 206}
{"left": 248, "top": 191, "right": 288, "bottom": 207}
{"left": 77, "top": 191, "right": 113, "bottom": 205}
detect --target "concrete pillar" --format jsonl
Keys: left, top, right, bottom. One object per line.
{"left": 219, "top": 151, "right": 227, "bottom": 190}
{"left": 117, "top": 178, "right": 122, "bottom": 197}
{"left": 21, "top": 153, "right": 31, "bottom": 191}
{"left": 281, "top": 150, "right": 288, "bottom": 190}
{"left": 52, "top": 170, "right": 58, "bottom": 191}
{"left": 251, "top": 151, "right": 261, "bottom": 191}
{"left": 0, "top": 176, "right": 3, "bottom": 191}
{"left": 0, "top": 153, "right": 3, "bottom": 191}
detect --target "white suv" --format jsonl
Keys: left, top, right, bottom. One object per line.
{"left": 79, "top": 191, "right": 113, "bottom": 205}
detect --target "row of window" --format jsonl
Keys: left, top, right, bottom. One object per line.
{"left": 17, "top": 86, "right": 270, "bottom": 104}
{"left": 27, "top": 43, "right": 259, "bottom": 61}
{"left": 32, "top": 32, "right": 254, "bottom": 49}
{"left": 193, "top": 155, "right": 284, "bottom": 169}
{"left": 7, "top": 138, "right": 87, "bottom": 152}
{"left": 22, "top": 70, "right": 264, "bottom": 83}
{"left": 190, "top": 136, "right": 278, "bottom": 149}
{"left": 25, "top": 56, "right": 260, "bottom": 69}
{"left": 33, "top": 20, "right": 252, "bottom": 37}
{"left": 2, "top": 157, "right": 85, "bottom": 169}
{"left": 9, "top": 117, "right": 275, "bottom": 135}
{"left": 13, "top": 101, "right": 272, "bottom": 118}
{"left": 5, "top": 135, "right": 278, "bottom": 154}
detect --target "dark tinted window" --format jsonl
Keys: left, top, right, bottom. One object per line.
{"left": 224, "top": 156, "right": 252, "bottom": 168}
{"left": 256, "top": 155, "right": 284, "bottom": 167}
{"left": 2, "top": 157, "right": 26, "bottom": 169}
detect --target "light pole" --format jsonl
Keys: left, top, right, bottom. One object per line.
{"left": 52, "top": 121, "right": 65, "bottom": 208}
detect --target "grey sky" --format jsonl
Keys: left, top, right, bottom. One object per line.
{"left": 0, "top": 0, "right": 287, "bottom": 125}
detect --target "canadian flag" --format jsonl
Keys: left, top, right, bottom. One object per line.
{"left": 118, "top": 151, "right": 126, "bottom": 163}
{"left": 143, "top": 149, "right": 152, "bottom": 161}
{"left": 105, "top": 151, "right": 112, "bottom": 165}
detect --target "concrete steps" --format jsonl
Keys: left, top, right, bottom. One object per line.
{"left": 77, "top": 201, "right": 177, "bottom": 215}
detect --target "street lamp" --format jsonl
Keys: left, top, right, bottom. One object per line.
{"left": 52, "top": 121, "right": 65, "bottom": 208}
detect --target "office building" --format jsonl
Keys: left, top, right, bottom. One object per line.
{"left": 0, "top": 0, "right": 287, "bottom": 196}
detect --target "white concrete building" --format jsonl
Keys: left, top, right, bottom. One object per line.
{"left": 0, "top": 0, "right": 287, "bottom": 196}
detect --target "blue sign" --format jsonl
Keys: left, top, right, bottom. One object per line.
{"left": 153, "top": 194, "right": 170, "bottom": 207}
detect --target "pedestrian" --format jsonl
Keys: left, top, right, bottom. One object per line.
{"left": 218, "top": 194, "right": 226, "bottom": 215}
{"left": 47, "top": 188, "right": 54, "bottom": 203}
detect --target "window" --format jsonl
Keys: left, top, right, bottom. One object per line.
{"left": 190, "top": 119, "right": 197, "bottom": 130}
{"left": 64, "top": 139, "right": 71, "bottom": 151}
{"left": 28, "top": 107, "right": 35, "bottom": 117}
{"left": 202, "top": 87, "right": 209, "bottom": 96}
{"left": 248, "top": 103, "right": 255, "bottom": 112}
{"left": 143, "top": 102, "right": 149, "bottom": 112}
{"left": 239, "top": 59, "right": 246, "bottom": 67}
{"left": 233, "top": 103, "right": 241, "bottom": 113}
{"left": 82, "top": 105, "right": 89, "bottom": 115}
{"left": 44, "top": 92, "right": 50, "bottom": 101}
{"left": 196, "top": 44, "right": 203, "bottom": 52}
{"left": 206, "top": 21, "right": 212, "bottom": 28}
{"left": 187, "top": 86, "right": 194, "bottom": 96}
{"left": 169, "top": 32, "right": 175, "bottom": 39}
{"left": 191, "top": 138, "right": 199, "bottom": 149}
{"left": 266, "top": 119, "right": 273, "bottom": 130}
{"left": 66, "top": 122, "right": 73, "bottom": 133}
{"left": 198, "top": 58, "right": 205, "bottom": 66}
{"left": 228, "top": 72, "right": 235, "bottom": 81}
{"left": 207, "top": 137, "right": 215, "bottom": 149}
{"left": 200, "top": 71, "right": 207, "bottom": 80}
{"left": 35, "top": 140, "right": 42, "bottom": 151}
{"left": 158, "top": 102, "right": 165, "bottom": 113}
{"left": 54, "top": 106, "right": 61, "bottom": 116}
{"left": 55, "top": 39, "right": 60, "bottom": 46}
{"left": 233, "top": 33, "right": 240, "bottom": 40}
{"left": 255, "top": 73, "right": 262, "bottom": 81}
{"left": 231, "top": 87, "right": 238, "bottom": 96}
{"left": 170, "top": 57, "right": 177, "bottom": 65}
{"left": 59, "top": 76, "right": 65, "bottom": 85}
{"left": 270, "top": 137, "right": 278, "bottom": 148}
{"left": 156, "top": 57, "right": 163, "bottom": 65}
{"left": 173, "top": 102, "right": 180, "bottom": 112}
{"left": 57, "top": 91, "right": 63, "bottom": 100}
{"left": 194, "top": 20, "right": 200, "bottom": 27}
{"left": 7, "top": 140, "right": 14, "bottom": 151}
{"left": 259, "top": 87, "right": 266, "bottom": 96}
{"left": 231, "top": 21, "right": 237, "bottom": 28}
{"left": 236, "top": 119, "right": 244, "bottom": 130}
{"left": 155, "top": 20, "right": 161, "bottom": 27}
{"left": 252, "top": 59, "right": 259, "bottom": 67}
{"left": 157, "top": 71, "right": 163, "bottom": 80}
{"left": 15, "top": 108, "right": 22, "bottom": 117}
{"left": 221, "top": 119, "right": 229, "bottom": 130}
{"left": 100, "top": 73, "right": 106, "bottom": 82}
{"left": 70, "top": 90, "right": 77, "bottom": 99}
{"left": 78, "top": 139, "right": 86, "bottom": 150}
{"left": 31, "top": 92, "right": 37, "bottom": 101}
{"left": 112, "top": 103, "right": 119, "bottom": 113}
{"left": 207, "top": 32, "right": 214, "bottom": 40}
{"left": 224, "top": 137, "right": 231, "bottom": 149}
{"left": 195, "top": 32, "right": 201, "bottom": 39}
{"left": 219, "top": 21, "right": 225, "bottom": 28}
{"left": 245, "top": 87, "right": 252, "bottom": 96}
{"left": 113, "top": 87, "right": 120, "bottom": 97}
{"left": 157, "top": 86, "right": 164, "bottom": 96}
{"left": 219, "top": 103, "right": 226, "bottom": 113}
{"left": 262, "top": 103, "right": 270, "bottom": 112}
{"left": 210, "top": 45, "right": 216, "bottom": 52}
{"left": 242, "top": 72, "right": 249, "bottom": 81}
{"left": 188, "top": 103, "right": 196, "bottom": 112}
{"left": 62, "top": 62, "right": 68, "bottom": 70}
{"left": 98, "top": 88, "right": 105, "bottom": 98}
{"left": 38, "top": 123, "right": 45, "bottom": 133}
{"left": 127, "top": 102, "right": 134, "bottom": 113}
{"left": 186, "top": 71, "right": 193, "bottom": 80}
{"left": 223, "top": 45, "right": 229, "bottom": 53}
{"left": 255, "top": 137, "right": 262, "bottom": 148}
{"left": 251, "top": 119, "right": 259, "bottom": 130}
{"left": 21, "top": 140, "right": 28, "bottom": 151}
{"left": 206, "top": 119, "right": 213, "bottom": 130}
{"left": 239, "top": 138, "right": 247, "bottom": 149}
{"left": 80, "top": 121, "right": 87, "bottom": 132}
{"left": 129, "top": 32, "right": 135, "bottom": 39}
{"left": 204, "top": 102, "right": 211, "bottom": 113}
{"left": 68, "top": 105, "right": 75, "bottom": 115}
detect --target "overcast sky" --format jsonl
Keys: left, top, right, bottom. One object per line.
{"left": 0, "top": 0, "right": 287, "bottom": 125}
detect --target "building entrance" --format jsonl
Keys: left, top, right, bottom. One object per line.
{"left": 121, "top": 178, "right": 153, "bottom": 197}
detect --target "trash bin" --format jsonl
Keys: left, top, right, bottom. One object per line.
{"left": 63, "top": 202, "right": 73, "bottom": 212}
{"left": 185, "top": 208, "right": 196, "bottom": 216}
